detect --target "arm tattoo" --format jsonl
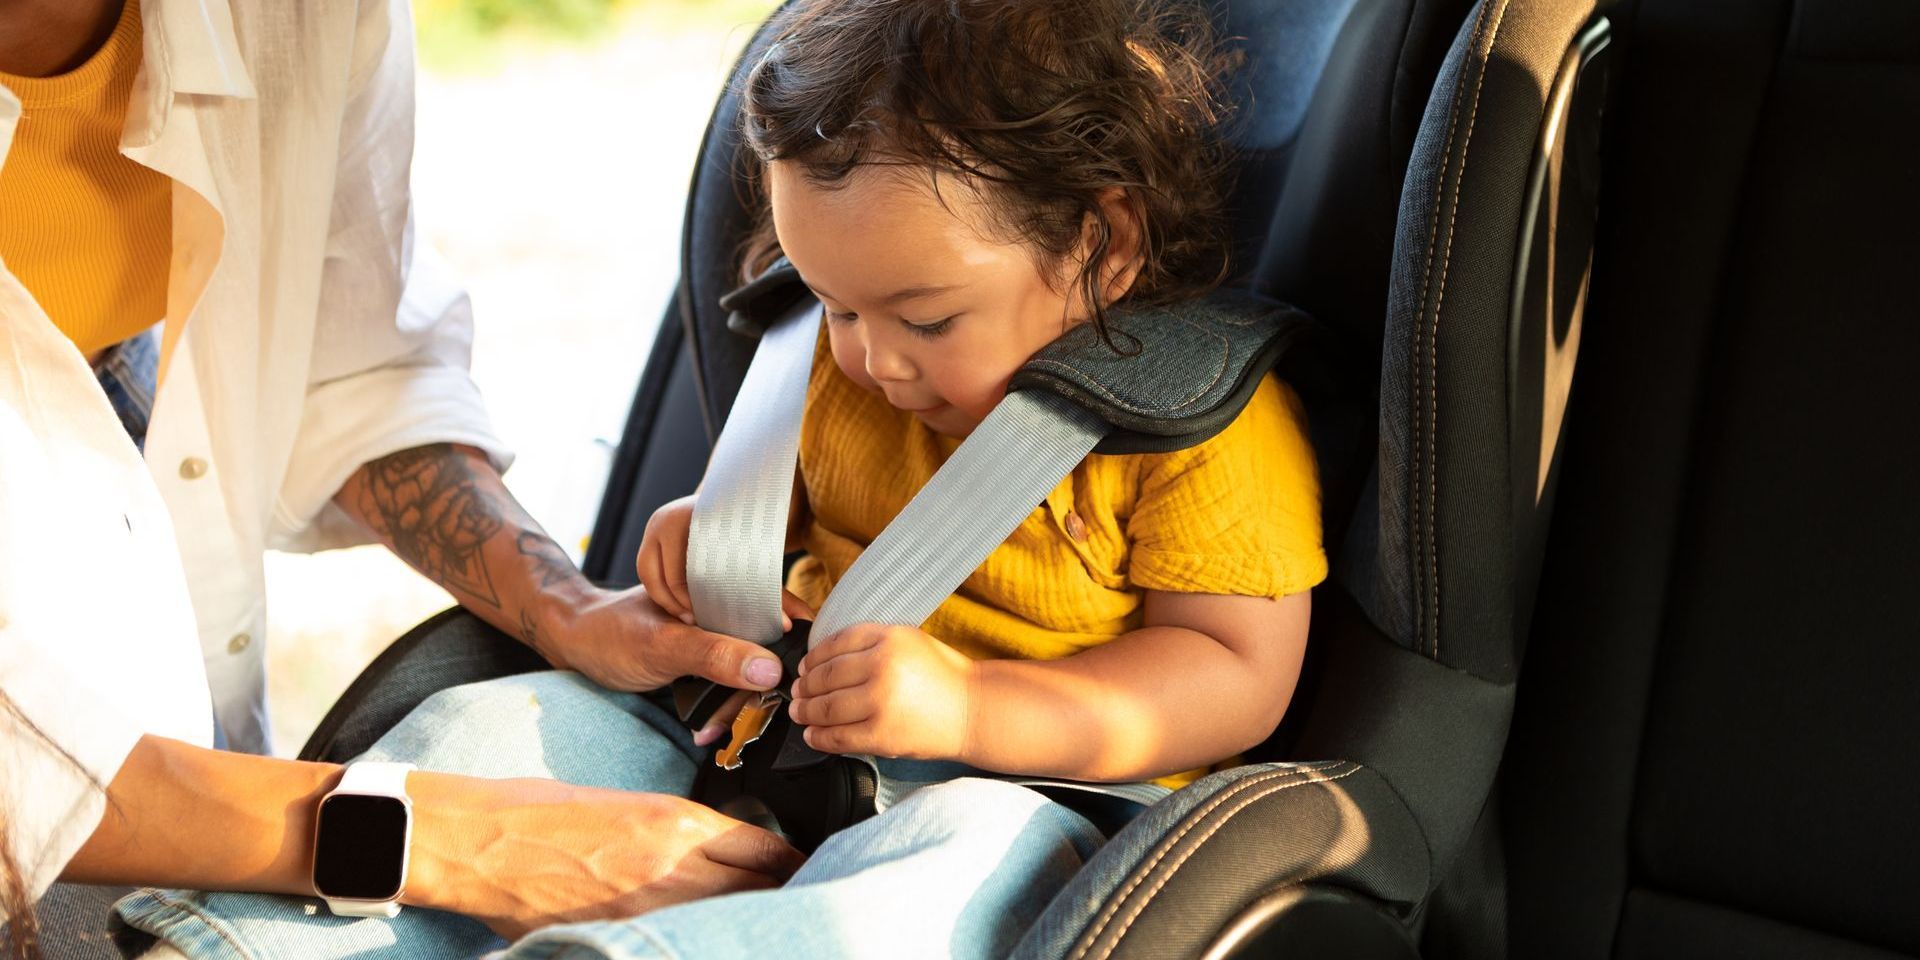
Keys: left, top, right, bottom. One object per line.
{"left": 357, "top": 445, "right": 506, "bottom": 608}
{"left": 518, "top": 608, "right": 544, "bottom": 654}
{"left": 516, "top": 531, "right": 578, "bottom": 590}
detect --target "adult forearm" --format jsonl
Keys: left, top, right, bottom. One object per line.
{"left": 55, "top": 735, "right": 796, "bottom": 928}
{"left": 62, "top": 736, "right": 339, "bottom": 895}
{"left": 964, "top": 627, "right": 1292, "bottom": 782}
{"left": 333, "top": 443, "right": 591, "bottom": 663}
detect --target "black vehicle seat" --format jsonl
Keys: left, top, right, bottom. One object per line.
{"left": 1450, "top": 0, "right": 1920, "bottom": 957}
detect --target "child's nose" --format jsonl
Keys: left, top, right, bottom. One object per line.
{"left": 863, "top": 341, "right": 917, "bottom": 384}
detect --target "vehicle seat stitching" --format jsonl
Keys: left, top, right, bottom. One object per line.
{"left": 1428, "top": 0, "right": 1513, "bottom": 661}
{"left": 1090, "top": 763, "right": 1366, "bottom": 959}
{"left": 1068, "top": 760, "right": 1350, "bottom": 959}
{"left": 1411, "top": 0, "right": 1491, "bottom": 658}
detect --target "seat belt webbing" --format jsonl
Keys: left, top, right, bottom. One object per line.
{"left": 688, "top": 296, "right": 1106, "bottom": 648}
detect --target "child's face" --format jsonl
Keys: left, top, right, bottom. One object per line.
{"left": 770, "top": 162, "right": 1087, "bottom": 439}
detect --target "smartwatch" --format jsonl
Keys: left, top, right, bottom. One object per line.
{"left": 311, "top": 761, "right": 416, "bottom": 918}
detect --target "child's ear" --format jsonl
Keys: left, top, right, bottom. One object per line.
{"left": 1092, "top": 187, "right": 1147, "bottom": 305}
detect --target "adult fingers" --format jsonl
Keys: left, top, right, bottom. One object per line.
{"left": 696, "top": 821, "right": 808, "bottom": 879}
{"left": 692, "top": 689, "right": 754, "bottom": 747}
{"left": 662, "top": 623, "right": 784, "bottom": 691}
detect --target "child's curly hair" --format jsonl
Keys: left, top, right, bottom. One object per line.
{"left": 737, "top": 0, "right": 1239, "bottom": 350}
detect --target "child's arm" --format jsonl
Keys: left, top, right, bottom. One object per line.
{"left": 636, "top": 467, "right": 811, "bottom": 623}
{"left": 789, "top": 589, "right": 1310, "bottom": 783}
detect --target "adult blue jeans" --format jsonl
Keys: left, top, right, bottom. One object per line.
{"left": 114, "top": 671, "right": 1106, "bottom": 959}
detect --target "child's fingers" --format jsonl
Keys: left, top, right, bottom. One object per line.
{"left": 663, "top": 521, "right": 696, "bottom": 624}
{"left": 692, "top": 689, "right": 755, "bottom": 747}
{"left": 663, "top": 556, "right": 694, "bottom": 625}
{"left": 635, "top": 541, "right": 674, "bottom": 614}
{"left": 791, "top": 647, "right": 874, "bottom": 699}
{"left": 787, "top": 687, "right": 871, "bottom": 728}
{"left": 801, "top": 721, "right": 875, "bottom": 756}
{"left": 780, "top": 589, "right": 815, "bottom": 633}
{"left": 797, "top": 625, "right": 884, "bottom": 677}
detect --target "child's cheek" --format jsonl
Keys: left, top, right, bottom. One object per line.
{"left": 948, "top": 374, "right": 1013, "bottom": 424}
{"left": 828, "top": 335, "right": 878, "bottom": 392}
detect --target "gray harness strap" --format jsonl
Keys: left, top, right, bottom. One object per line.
{"left": 688, "top": 295, "right": 1107, "bottom": 646}
{"left": 686, "top": 300, "right": 819, "bottom": 644}
{"left": 812, "top": 388, "right": 1104, "bottom": 640}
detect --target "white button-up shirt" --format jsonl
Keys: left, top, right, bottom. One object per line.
{"left": 0, "top": 0, "right": 507, "bottom": 901}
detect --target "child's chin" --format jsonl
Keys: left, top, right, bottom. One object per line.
{"left": 913, "top": 406, "right": 977, "bottom": 438}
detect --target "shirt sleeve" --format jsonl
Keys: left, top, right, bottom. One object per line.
{"left": 269, "top": 0, "right": 511, "bottom": 552}
{"left": 1126, "top": 375, "right": 1329, "bottom": 599}
{"left": 0, "top": 651, "right": 137, "bottom": 911}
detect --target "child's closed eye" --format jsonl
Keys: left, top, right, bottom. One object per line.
{"left": 826, "top": 309, "right": 957, "bottom": 339}
{"left": 901, "top": 316, "right": 956, "bottom": 339}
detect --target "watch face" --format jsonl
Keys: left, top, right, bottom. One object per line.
{"left": 313, "top": 793, "right": 410, "bottom": 901}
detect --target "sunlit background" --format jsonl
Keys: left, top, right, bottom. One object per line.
{"left": 263, "top": 0, "right": 780, "bottom": 756}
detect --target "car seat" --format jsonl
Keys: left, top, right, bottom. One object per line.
{"left": 1419, "top": 0, "right": 1920, "bottom": 957}
{"left": 25, "top": 0, "right": 1616, "bottom": 955}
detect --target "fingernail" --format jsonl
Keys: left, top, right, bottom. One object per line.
{"left": 693, "top": 724, "right": 719, "bottom": 746}
{"left": 681, "top": 613, "right": 695, "bottom": 625}
{"left": 745, "top": 658, "right": 781, "bottom": 687}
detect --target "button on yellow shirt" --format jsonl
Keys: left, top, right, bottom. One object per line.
{"left": 787, "top": 323, "right": 1329, "bottom": 787}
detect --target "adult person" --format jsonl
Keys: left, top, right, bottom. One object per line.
{"left": 0, "top": 0, "right": 801, "bottom": 951}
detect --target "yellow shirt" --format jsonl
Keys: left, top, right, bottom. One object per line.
{"left": 0, "top": 0, "right": 171, "bottom": 361}
{"left": 787, "top": 324, "right": 1329, "bottom": 787}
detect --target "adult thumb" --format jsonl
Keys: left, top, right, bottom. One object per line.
{"left": 684, "top": 628, "right": 784, "bottom": 691}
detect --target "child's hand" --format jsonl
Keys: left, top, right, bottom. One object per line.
{"left": 637, "top": 495, "right": 806, "bottom": 635}
{"left": 636, "top": 494, "right": 699, "bottom": 624}
{"left": 788, "top": 624, "right": 977, "bottom": 762}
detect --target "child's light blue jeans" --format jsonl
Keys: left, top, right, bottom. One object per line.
{"left": 113, "top": 671, "right": 1106, "bottom": 959}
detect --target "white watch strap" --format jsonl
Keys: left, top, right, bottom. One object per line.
{"left": 321, "top": 761, "right": 415, "bottom": 918}
{"left": 326, "top": 896, "right": 402, "bottom": 919}
{"left": 334, "top": 760, "right": 415, "bottom": 795}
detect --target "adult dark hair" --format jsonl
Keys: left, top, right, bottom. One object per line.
{"left": 1, "top": 814, "right": 33, "bottom": 960}
{"left": 736, "top": 0, "right": 1238, "bottom": 351}
{"left": 1, "top": 690, "right": 86, "bottom": 960}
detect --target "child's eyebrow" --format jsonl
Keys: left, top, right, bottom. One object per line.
{"left": 807, "top": 280, "right": 968, "bottom": 307}
{"left": 882, "top": 283, "right": 966, "bottom": 305}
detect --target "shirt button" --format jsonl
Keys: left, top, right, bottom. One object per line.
{"left": 227, "top": 632, "right": 252, "bottom": 654}
{"left": 1064, "top": 510, "right": 1088, "bottom": 543}
{"left": 179, "top": 457, "right": 209, "bottom": 480}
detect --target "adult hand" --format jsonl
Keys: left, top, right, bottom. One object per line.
{"left": 686, "top": 589, "right": 817, "bottom": 747}
{"left": 408, "top": 773, "right": 806, "bottom": 939}
{"left": 534, "top": 584, "right": 789, "bottom": 695}
{"left": 787, "top": 623, "right": 978, "bottom": 762}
